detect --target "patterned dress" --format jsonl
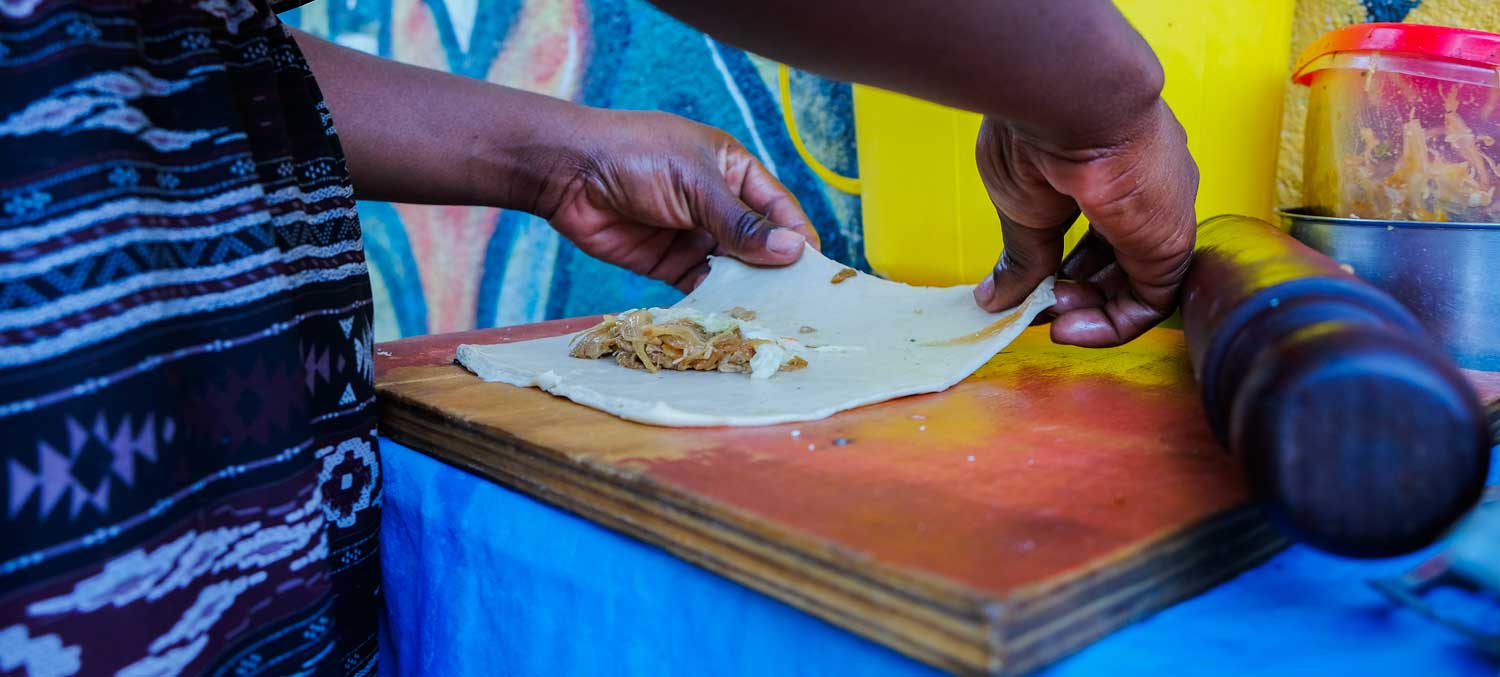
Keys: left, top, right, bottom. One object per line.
{"left": 0, "top": 1, "right": 381, "bottom": 675}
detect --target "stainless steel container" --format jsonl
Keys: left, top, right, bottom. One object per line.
{"left": 1281, "top": 209, "right": 1500, "bottom": 371}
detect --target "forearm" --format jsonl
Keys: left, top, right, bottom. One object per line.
{"left": 289, "top": 27, "right": 583, "bottom": 211}
{"left": 650, "top": 0, "right": 1163, "bottom": 150}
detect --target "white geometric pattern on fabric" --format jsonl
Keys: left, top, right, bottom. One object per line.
{"left": 315, "top": 437, "right": 377, "bottom": 529}
{"left": 0, "top": 624, "right": 81, "bottom": 677}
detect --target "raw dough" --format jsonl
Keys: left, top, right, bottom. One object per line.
{"left": 456, "top": 246, "right": 1054, "bottom": 427}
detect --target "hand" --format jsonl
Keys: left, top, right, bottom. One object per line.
{"left": 539, "top": 108, "right": 819, "bottom": 292}
{"left": 971, "top": 99, "right": 1198, "bottom": 347}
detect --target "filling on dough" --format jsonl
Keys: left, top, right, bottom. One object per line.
{"left": 569, "top": 308, "right": 807, "bottom": 379}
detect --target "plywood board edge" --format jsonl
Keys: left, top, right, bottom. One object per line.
{"left": 998, "top": 512, "right": 1286, "bottom": 673}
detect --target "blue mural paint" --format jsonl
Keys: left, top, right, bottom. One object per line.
{"left": 792, "top": 72, "right": 858, "bottom": 179}
{"left": 496, "top": 212, "right": 568, "bottom": 326}
{"left": 547, "top": 242, "right": 684, "bottom": 321}
{"left": 290, "top": 0, "right": 867, "bottom": 336}
{"left": 579, "top": 0, "right": 633, "bottom": 109}
{"left": 377, "top": 0, "right": 393, "bottom": 60}
{"left": 354, "top": 200, "right": 429, "bottom": 337}
{"left": 324, "top": 1, "right": 388, "bottom": 51}
{"left": 712, "top": 40, "right": 863, "bottom": 271}
{"left": 1361, "top": 0, "right": 1422, "bottom": 22}
{"left": 543, "top": 243, "right": 575, "bottom": 322}
{"left": 534, "top": 4, "right": 866, "bottom": 321}
{"left": 475, "top": 210, "right": 526, "bottom": 329}
{"left": 785, "top": 70, "right": 864, "bottom": 266}
{"left": 420, "top": 0, "right": 521, "bottom": 78}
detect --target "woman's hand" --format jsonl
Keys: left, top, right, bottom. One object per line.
{"left": 537, "top": 109, "right": 819, "bottom": 292}
{"left": 972, "top": 98, "right": 1198, "bottom": 347}
{"left": 289, "top": 30, "right": 815, "bottom": 292}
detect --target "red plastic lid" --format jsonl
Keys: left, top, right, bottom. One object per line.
{"left": 1292, "top": 23, "right": 1500, "bottom": 84}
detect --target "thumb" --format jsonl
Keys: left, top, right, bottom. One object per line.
{"left": 694, "top": 178, "right": 807, "bottom": 266}
{"left": 974, "top": 212, "right": 1072, "bottom": 312}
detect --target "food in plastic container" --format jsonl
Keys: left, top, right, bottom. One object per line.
{"left": 1294, "top": 23, "right": 1500, "bottom": 223}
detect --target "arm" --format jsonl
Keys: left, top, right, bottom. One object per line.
{"left": 649, "top": 0, "right": 1162, "bottom": 152}
{"left": 288, "top": 28, "right": 817, "bottom": 289}
{"left": 288, "top": 27, "right": 588, "bottom": 211}
{"left": 652, "top": 1, "right": 1197, "bottom": 346}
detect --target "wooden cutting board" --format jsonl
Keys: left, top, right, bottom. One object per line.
{"left": 375, "top": 322, "right": 1282, "bottom": 675}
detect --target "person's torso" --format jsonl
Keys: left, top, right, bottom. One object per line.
{"left": 0, "top": 2, "right": 381, "bottom": 674}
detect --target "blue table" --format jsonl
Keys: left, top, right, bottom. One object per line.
{"left": 377, "top": 437, "right": 1498, "bottom": 676}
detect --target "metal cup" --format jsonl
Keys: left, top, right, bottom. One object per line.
{"left": 1282, "top": 209, "right": 1500, "bottom": 372}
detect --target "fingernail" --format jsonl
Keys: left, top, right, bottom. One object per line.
{"left": 767, "top": 228, "right": 806, "bottom": 255}
{"left": 974, "top": 275, "right": 994, "bottom": 301}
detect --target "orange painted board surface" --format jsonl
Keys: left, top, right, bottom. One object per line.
{"left": 380, "top": 324, "right": 1245, "bottom": 588}
{"left": 375, "top": 323, "right": 1303, "bottom": 674}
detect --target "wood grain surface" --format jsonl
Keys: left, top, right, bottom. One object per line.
{"left": 374, "top": 322, "right": 1498, "bottom": 675}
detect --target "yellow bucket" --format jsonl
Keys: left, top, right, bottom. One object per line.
{"left": 781, "top": 1, "right": 1296, "bottom": 287}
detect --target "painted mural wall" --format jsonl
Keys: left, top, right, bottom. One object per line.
{"left": 283, "top": 0, "right": 862, "bottom": 342}
{"left": 285, "top": 0, "right": 1495, "bottom": 343}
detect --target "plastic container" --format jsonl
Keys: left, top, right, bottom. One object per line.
{"left": 1294, "top": 24, "right": 1500, "bottom": 223}
{"left": 783, "top": 1, "right": 1296, "bottom": 286}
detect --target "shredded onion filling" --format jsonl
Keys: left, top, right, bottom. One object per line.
{"left": 569, "top": 309, "right": 807, "bottom": 379}
{"left": 1338, "top": 89, "right": 1498, "bottom": 221}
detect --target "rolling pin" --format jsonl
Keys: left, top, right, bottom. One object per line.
{"left": 1181, "top": 215, "right": 1489, "bottom": 558}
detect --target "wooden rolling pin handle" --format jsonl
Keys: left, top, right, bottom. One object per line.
{"left": 1181, "top": 216, "right": 1489, "bottom": 558}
